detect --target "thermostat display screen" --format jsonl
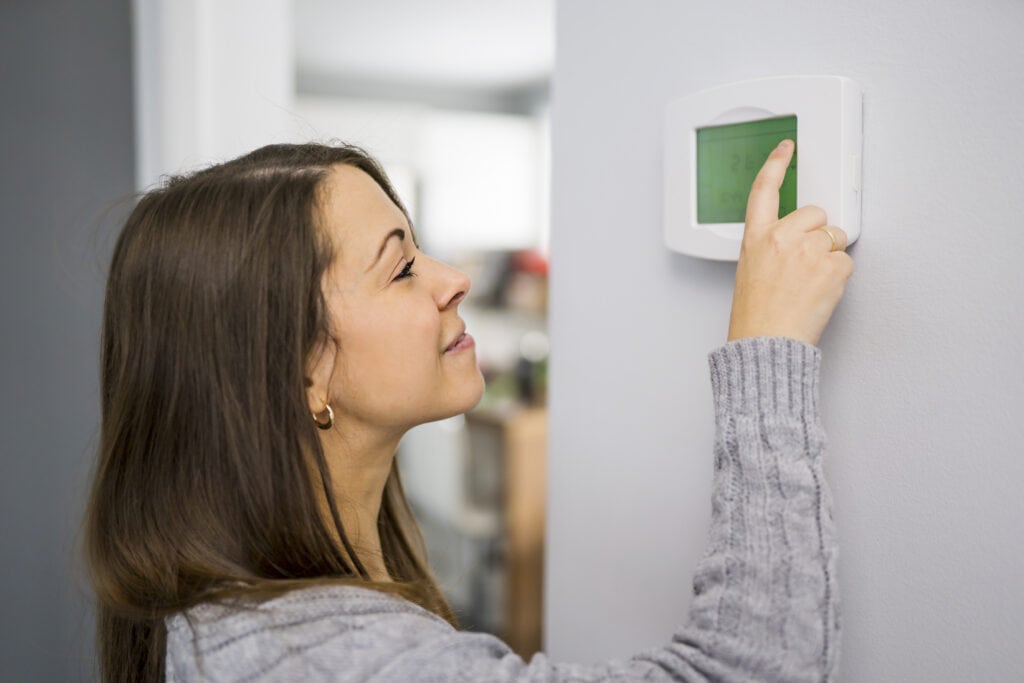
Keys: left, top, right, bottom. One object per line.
{"left": 696, "top": 115, "right": 797, "bottom": 224}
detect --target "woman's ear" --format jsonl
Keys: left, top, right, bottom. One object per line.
{"left": 305, "top": 333, "right": 338, "bottom": 414}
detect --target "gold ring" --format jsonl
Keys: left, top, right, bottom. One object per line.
{"left": 817, "top": 227, "right": 838, "bottom": 252}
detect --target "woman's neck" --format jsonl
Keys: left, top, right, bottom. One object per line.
{"left": 316, "top": 423, "right": 404, "bottom": 583}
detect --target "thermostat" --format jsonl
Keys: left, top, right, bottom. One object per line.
{"left": 663, "top": 76, "right": 863, "bottom": 261}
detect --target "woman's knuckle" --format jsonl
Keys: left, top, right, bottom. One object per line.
{"left": 751, "top": 174, "right": 775, "bottom": 194}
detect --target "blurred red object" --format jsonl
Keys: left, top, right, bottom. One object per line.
{"left": 512, "top": 250, "right": 548, "bottom": 277}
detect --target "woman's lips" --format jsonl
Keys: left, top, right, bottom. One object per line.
{"left": 444, "top": 333, "right": 474, "bottom": 353}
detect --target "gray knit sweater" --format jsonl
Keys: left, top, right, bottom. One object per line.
{"left": 166, "top": 337, "right": 839, "bottom": 682}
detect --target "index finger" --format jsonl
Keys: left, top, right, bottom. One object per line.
{"left": 744, "top": 139, "right": 795, "bottom": 230}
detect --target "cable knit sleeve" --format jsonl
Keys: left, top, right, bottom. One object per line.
{"left": 166, "top": 336, "right": 840, "bottom": 683}
{"left": 630, "top": 335, "right": 841, "bottom": 682}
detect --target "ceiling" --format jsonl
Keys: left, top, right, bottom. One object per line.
{"left": 294, "top": 0, "right": 555, "bottom": 92}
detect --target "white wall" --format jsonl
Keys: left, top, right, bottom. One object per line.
{"left": 544, "top": 1, "right": 1024, "bottom": 681}
{"left": 133, "top": 0, "right": 294, "bottom": 186}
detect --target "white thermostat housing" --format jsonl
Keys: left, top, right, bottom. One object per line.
{"left": 663, "top": 75, "right": 863, "bottom": 261}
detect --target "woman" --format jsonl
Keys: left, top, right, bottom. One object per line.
{"left": 85, "top": 139, "right": 852, "bottom": 682}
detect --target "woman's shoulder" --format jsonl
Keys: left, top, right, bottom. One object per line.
{"left": 166, "top": 583, "right": 448, "bottom": 631}
{"left": 165, "top": 584, "right": 455, "bottom": 681}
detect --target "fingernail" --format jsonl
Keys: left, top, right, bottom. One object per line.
{"left": 776, "top": 139, "right": 792, "bottom": 151}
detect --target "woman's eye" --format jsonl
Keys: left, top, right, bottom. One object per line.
{"left": 394, "top": 257, "right": 416, "bottom": 281}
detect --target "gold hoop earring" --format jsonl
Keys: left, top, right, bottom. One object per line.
{"left": 313, "top": 404, "right": 334, "bottom": 430}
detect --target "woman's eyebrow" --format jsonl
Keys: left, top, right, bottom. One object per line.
{"left": 367, "top": 228, "right": 406, "bottom": 272}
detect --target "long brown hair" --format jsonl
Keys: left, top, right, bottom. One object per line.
{"left": 84, "top": 143, "right": 454, "bottom": 682}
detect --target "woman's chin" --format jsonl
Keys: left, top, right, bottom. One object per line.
{"left": 452, "top": 372, "right": 486, "bottom": 417}
{"left": 431, "top": 371, "right": 486, "bottom": 424}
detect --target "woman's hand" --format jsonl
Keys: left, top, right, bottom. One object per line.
{"left": 727, "top": 140, "right": 855, "bottom": 347}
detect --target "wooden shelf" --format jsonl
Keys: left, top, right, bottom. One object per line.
{"left": 465, "top": 406, "right": 547, "bottom": 659}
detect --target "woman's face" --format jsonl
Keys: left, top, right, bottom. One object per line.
{"left": 309, "top": 164, "right": 484, "bottom": 433}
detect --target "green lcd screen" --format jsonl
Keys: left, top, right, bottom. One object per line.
{"left": 696, "top": 115, "right": 797, "bottom": 224}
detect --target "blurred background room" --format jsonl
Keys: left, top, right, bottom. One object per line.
{"left": 3, "top": 0, "right": 552, "bottom": 679}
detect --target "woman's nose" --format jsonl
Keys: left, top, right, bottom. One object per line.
{"left": 434, "top": 259, "right": 471, "bottom": 310}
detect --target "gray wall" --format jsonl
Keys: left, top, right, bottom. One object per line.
{"left": 0, "top": 1, "right": 135, "bottom": 680}
{"left": 544, "top": 1, "right": 1024, "bottom": 680}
